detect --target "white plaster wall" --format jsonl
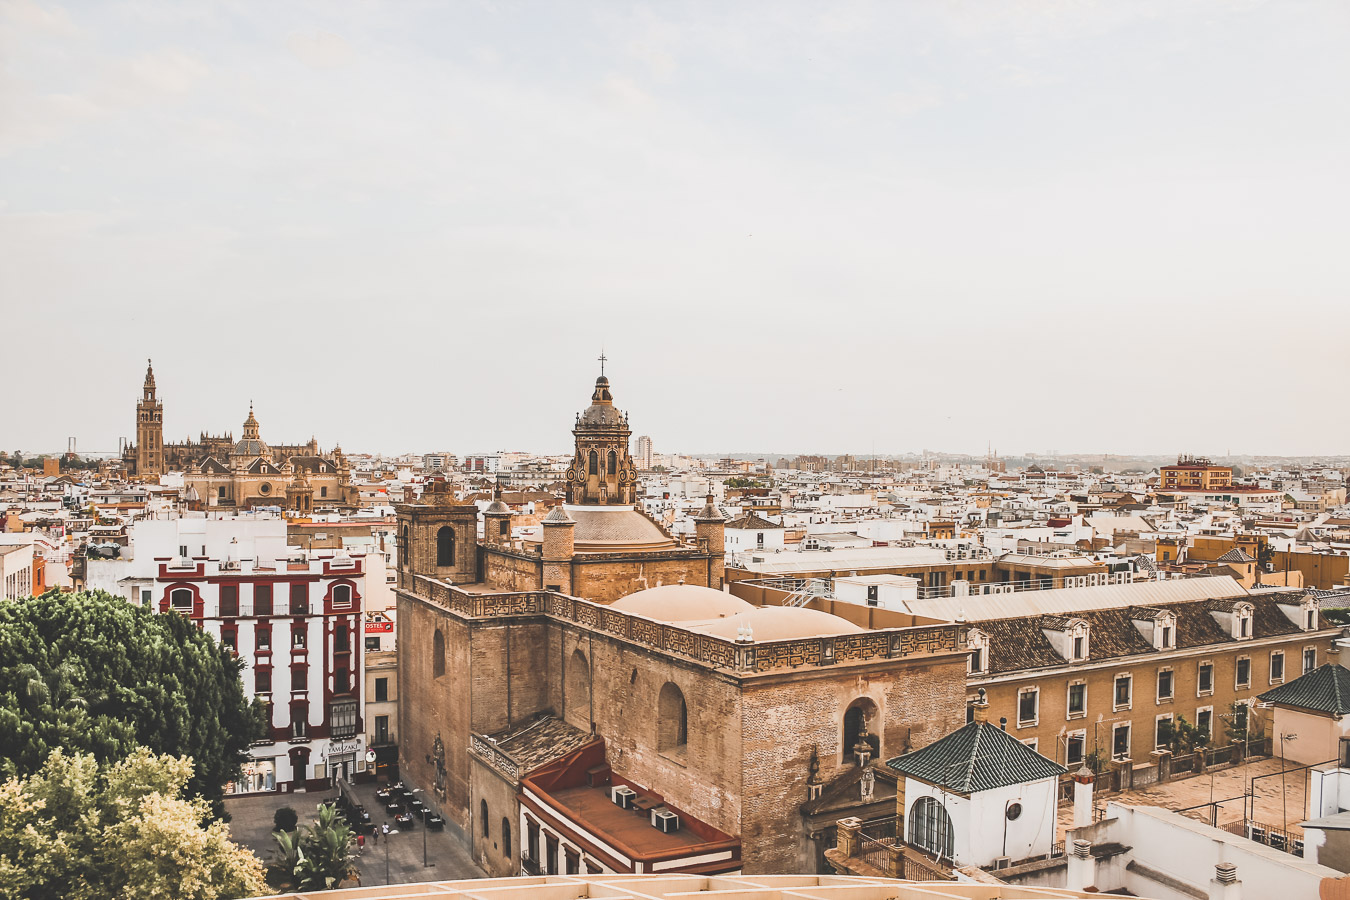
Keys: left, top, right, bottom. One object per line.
{"left": 968, "top": 777, "right": 1059, "bottom": 864}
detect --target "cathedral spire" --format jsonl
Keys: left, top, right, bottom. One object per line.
{"left": 568, "top": 360, "right": 636, "bottom": 506}
{"left": 143, "top": 359, "right": 157, "bottom": 400}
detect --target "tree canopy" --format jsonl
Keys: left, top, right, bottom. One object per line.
{"left": 0, "top": 590, "right": 265, "bottom": 815}
{"left": 0, "top": 748, "right": 268, "bottom": 900}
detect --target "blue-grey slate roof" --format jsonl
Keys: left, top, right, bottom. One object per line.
{"left": 1258, "top": 664, "right": 1350, "bottom": 716}
{"left": 886, "top": 720, "right": 1066, "bottom": 794}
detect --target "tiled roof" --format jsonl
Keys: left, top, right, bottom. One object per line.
{"left": 491, "top": 716, "right": 596, "bottom": 776}
{"left": 978, "top": 593, "right": 1306, "bottom": 675}
{"left": 1218, "top": 548, "right": 1256, "bottom": 563}
{"left": 1258, "top": 664, "right": 1350, "bottom": 716}
{"left": 724, "top": 512, "right": 782, "bottom": 530}
{"left": 886, "top": 720, "right": 1066, "bottom": 793}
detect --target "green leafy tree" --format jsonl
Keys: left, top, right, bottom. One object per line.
{"left": 0, "top": 748, "right": 268, "bottom": 900}
{"left": 0, "top": 590, "right": 265, "bottom": 816}
{"left": 273, "top": 807, "right": 299, "bottom": 833}
{"left": 271, "top": 803, "right": 357, "bottom": 891}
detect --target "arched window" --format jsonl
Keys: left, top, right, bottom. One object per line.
{"left": 437, "top": 526, "right": 455, "bottom": 567}
{"left": 170, "top": 588, "right": 193, "bottom": 611}
{"left": 499, "top": 519, "right": 509, "bottom": 539}
{"left": 565, "top": 649, "right": 592, "bottom": 731}
{"left": 401, "top": 526, "right": 410, "bottom": 568}
{"left": 502, "top": 818, "right": 512, "bottom": 857}
{"left": 333, "top": 584, "right": 352, "bottom": 608}
{"left": 843, "top": 698, "right": 880, "bottom": 761}
{"left": 433, "top": 629, "right": 446, "bottom": 678}
{"left": 480, "top": 799, "right": 489, "bottom": 838}
{"left": 607, "top": 450, "right": 617, "bottom": 475}
{"left": 908, "top": 796, "right": 954, "bottom": 859}
{"left": 658, "top": 682, "right": 688, "bottom": 754}
{"left": 588, "top": 450, "right": 599, "bottom": 475}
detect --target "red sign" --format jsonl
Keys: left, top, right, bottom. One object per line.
{"left": 365, "top": 621, "right": 394, "bottom": 634}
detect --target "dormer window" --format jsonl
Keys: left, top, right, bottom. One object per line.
{"left": 966, "top": 628, "right": 989, "bottom": 675}
{"left": 1235, "top": 604, "right": 1253, "bottom": 640}
{"left": 1306, "top": 606, "right": 1318, "bottom": 631}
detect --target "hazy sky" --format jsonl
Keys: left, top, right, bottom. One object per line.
{"left": 4, "top": 1, "right": 1348, "bottom": 458}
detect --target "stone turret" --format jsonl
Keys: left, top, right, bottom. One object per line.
{"left": 483, "top": 481, "right": 513, "bottom": 543}
{"left": 541, "top": 504, "right": 576, "bottom": 594}
{"left": 693, "top": 492, "right": 726, "bottom": 590}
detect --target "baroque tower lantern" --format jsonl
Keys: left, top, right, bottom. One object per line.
{"left": 566, "top": 358, "right": 639, "bottom": 505}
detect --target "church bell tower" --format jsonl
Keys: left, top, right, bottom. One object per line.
{"left": 566, "top": 356, "right": 639, "bottom": 506}
{"left": 135, "top": 359, "right": 164, "bottom": 478}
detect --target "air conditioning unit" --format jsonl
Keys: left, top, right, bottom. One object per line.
{"left": 992, "top": 856, "right": 1012, "bottom": 870}
{"left": 652, "top": 809, "right": 681, "bottom": 833}
{"left": 611, "top": 786, "right": 636, "bottom": 809}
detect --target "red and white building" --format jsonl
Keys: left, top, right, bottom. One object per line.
{"left": 85, "top": 515, "right": 367, "bottom": 793}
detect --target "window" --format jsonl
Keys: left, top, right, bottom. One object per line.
{"left": 256, "top": 627, "right": 271, "bottom": 650}
{"left": 867, "top": 585, "right": 879, "bottom": 606}
{"left": 588, "top": 450, "right": 598, "bottom": 476}
{"left": 255, "top": 584, "right": 273, "bottom": 616}
{"left": 1073, "top": 635, "right": 1086, "bottom": 660}
{"left": 843, "top": 700, "right": 880, "bottom": 760}
{"left": 1114, "top": 674, "right": 1132, "bottom": 709}
{"left": 217, "top": 584, "right": 238, "bottom": 618}
{"left": 292, "top": 628, "right": 306, "bottom": 648}
{"left": 437, "top": 527, "right": 456, "bottom": 566}
{"left": 334, "top": 667, "right": 350, "bottom": 694}
{"left": 607, "top": 451, "right": 617, "bottom": 476}
{"left": 1113, "top": 723, "right": 1131, "bottom": 760}
{"left": 1161, "top": 624, "right": 1173, "bottom": 649}
{"left": 334, "top": 627, "right": 350, "bottom": 653}
{"left": 1067, "top": 682, "right": 1086, "bottom": 718}
{"left": 329, "top": 699, "right": 358, "bottom": 738}
{"left": 291, "top": 712, "right": 308, "bottom": 739}
{"left": 1305, "top": 648, "right": 1317, "bottom": 674}
{"left": 289, "top": 583, "right": 307, "bottom": 615}
{"left": 374, "top": 715, "right": 389, "bottom": 744}
{"left": 170, "top": 588, "right": 193, "bottom": 611}
{"left": 968, "top": 646, "right": 983, "bottom": 673}
{"left": 1236, "top": 657, "right": 1251, "bottom": 688}
{"left": 332, "top": 584, "right": 352, "bottom": 609}
{"left": 1156, "top": 714, "right": 1173, "bottom": 750}
{"left": 907, "top": 797, "right": 954, "bottom": 859}
{"left": 221, "top": 629, "right": 237, "bottom": 652}
{"left": 375, "top": 677, "right": 388, "bottom": 703}
{"left": 255, "top": 669, "right": 271, "bottom": 693}
{"left": 291, "top": 668, "right": 307, "bottom": 691}
{"left": 1197, "top": 707, "right": 1213, "bottom": 739}
{"left": 365, "top": 636, "right": 380, "bottom": 652}
{"left": 1241, "top": 617, "right": 1250, "bottom": 638}
{"left": 433, "top": 629, "right": 446, "bottom": 678}
{"left": 502, "top": 818, "right": 512, "bottom": 858}
{"left": 658, "top": 682, "right": 689, "bottom": 754}
{"left": 320, "top": 486, "right": 328, "bottom": 498}
{"left": 1018, "top": 688, "right": 1039, "bottom": 726}
{"left": 1198, "top": 661, "right": 1214, "bottom": 695}
{"left": 1157, "top": 669, "right": 1174, "bottom": 702}
{"left": 1270, "top": 652, "right": 1285, "bottom": 683}
{"left": 480, "top": 800, "right": 489, "bottom": 838}
{"left": 1066, "top": 732, "right": 1086, "bottom": 767}
{"left": 1022, "top": 738, "right": 1038, "bottom": 751}
{"left": 140, "top": 588, "right": 152, "bottom": 606}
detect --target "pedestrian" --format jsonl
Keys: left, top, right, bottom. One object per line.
{"left": 371, "top": 826, "right": 379, "bottom": 845}
{"left": 357, "top": 833, "right": 365, "bottom": 852}
{"left": 382, "top": 823, "right": 390, "bottom": 838}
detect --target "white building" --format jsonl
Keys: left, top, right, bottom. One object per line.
{"left": 85, "top": 515, "right": 368, "bottom": 794}
{"left": 886, "top": 703, "right": 1065, "bottom": 868}
{"left": 0, "top": 542, "right": 35, "bottom": 599}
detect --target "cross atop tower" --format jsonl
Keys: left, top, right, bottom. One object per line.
{"left": 598, "top": 350, "right": 607, "bottom": 376}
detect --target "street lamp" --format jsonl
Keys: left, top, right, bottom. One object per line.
{"left": 1281, "top": 733, "right": 1299, "bottom": 839}
{"left": 409, "top": 788, "right": 432, "bottom": 868}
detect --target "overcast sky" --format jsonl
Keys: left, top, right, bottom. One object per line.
{"left": 4, "top": 1, "right": 1348, "bottom": 458}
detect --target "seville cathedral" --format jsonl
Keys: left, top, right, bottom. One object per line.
{"left": 122, "top": 360, "right": 354, "bottom": 510}
{"left": 396, "top": 366, "right": 969, "bottom": 877}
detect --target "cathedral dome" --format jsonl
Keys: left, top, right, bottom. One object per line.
{"left": 693, "top": 607, "right": 865, "bottom": 642}
{"left": 612, "top": 584, "right": 753, "bottom": 621}
{"left": 563, "top": 505, "right": 677, "bottom": 551}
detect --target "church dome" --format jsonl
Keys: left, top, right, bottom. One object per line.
{"left": 561, "top": 505, "right": 677, "bottom": 551}
{"left": 612, "top": 584, "right": 753, "bottom": 621}
{"left": 693, "top": 606, "right": 865, "bottom": 642}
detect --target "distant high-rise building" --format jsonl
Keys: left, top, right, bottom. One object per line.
{"left": 635, "top": 434, "right": 654, "bottom": 470}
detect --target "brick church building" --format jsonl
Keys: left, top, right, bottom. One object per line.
{"left": 395, "top": 366, "right": 970, "bottom": 876}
